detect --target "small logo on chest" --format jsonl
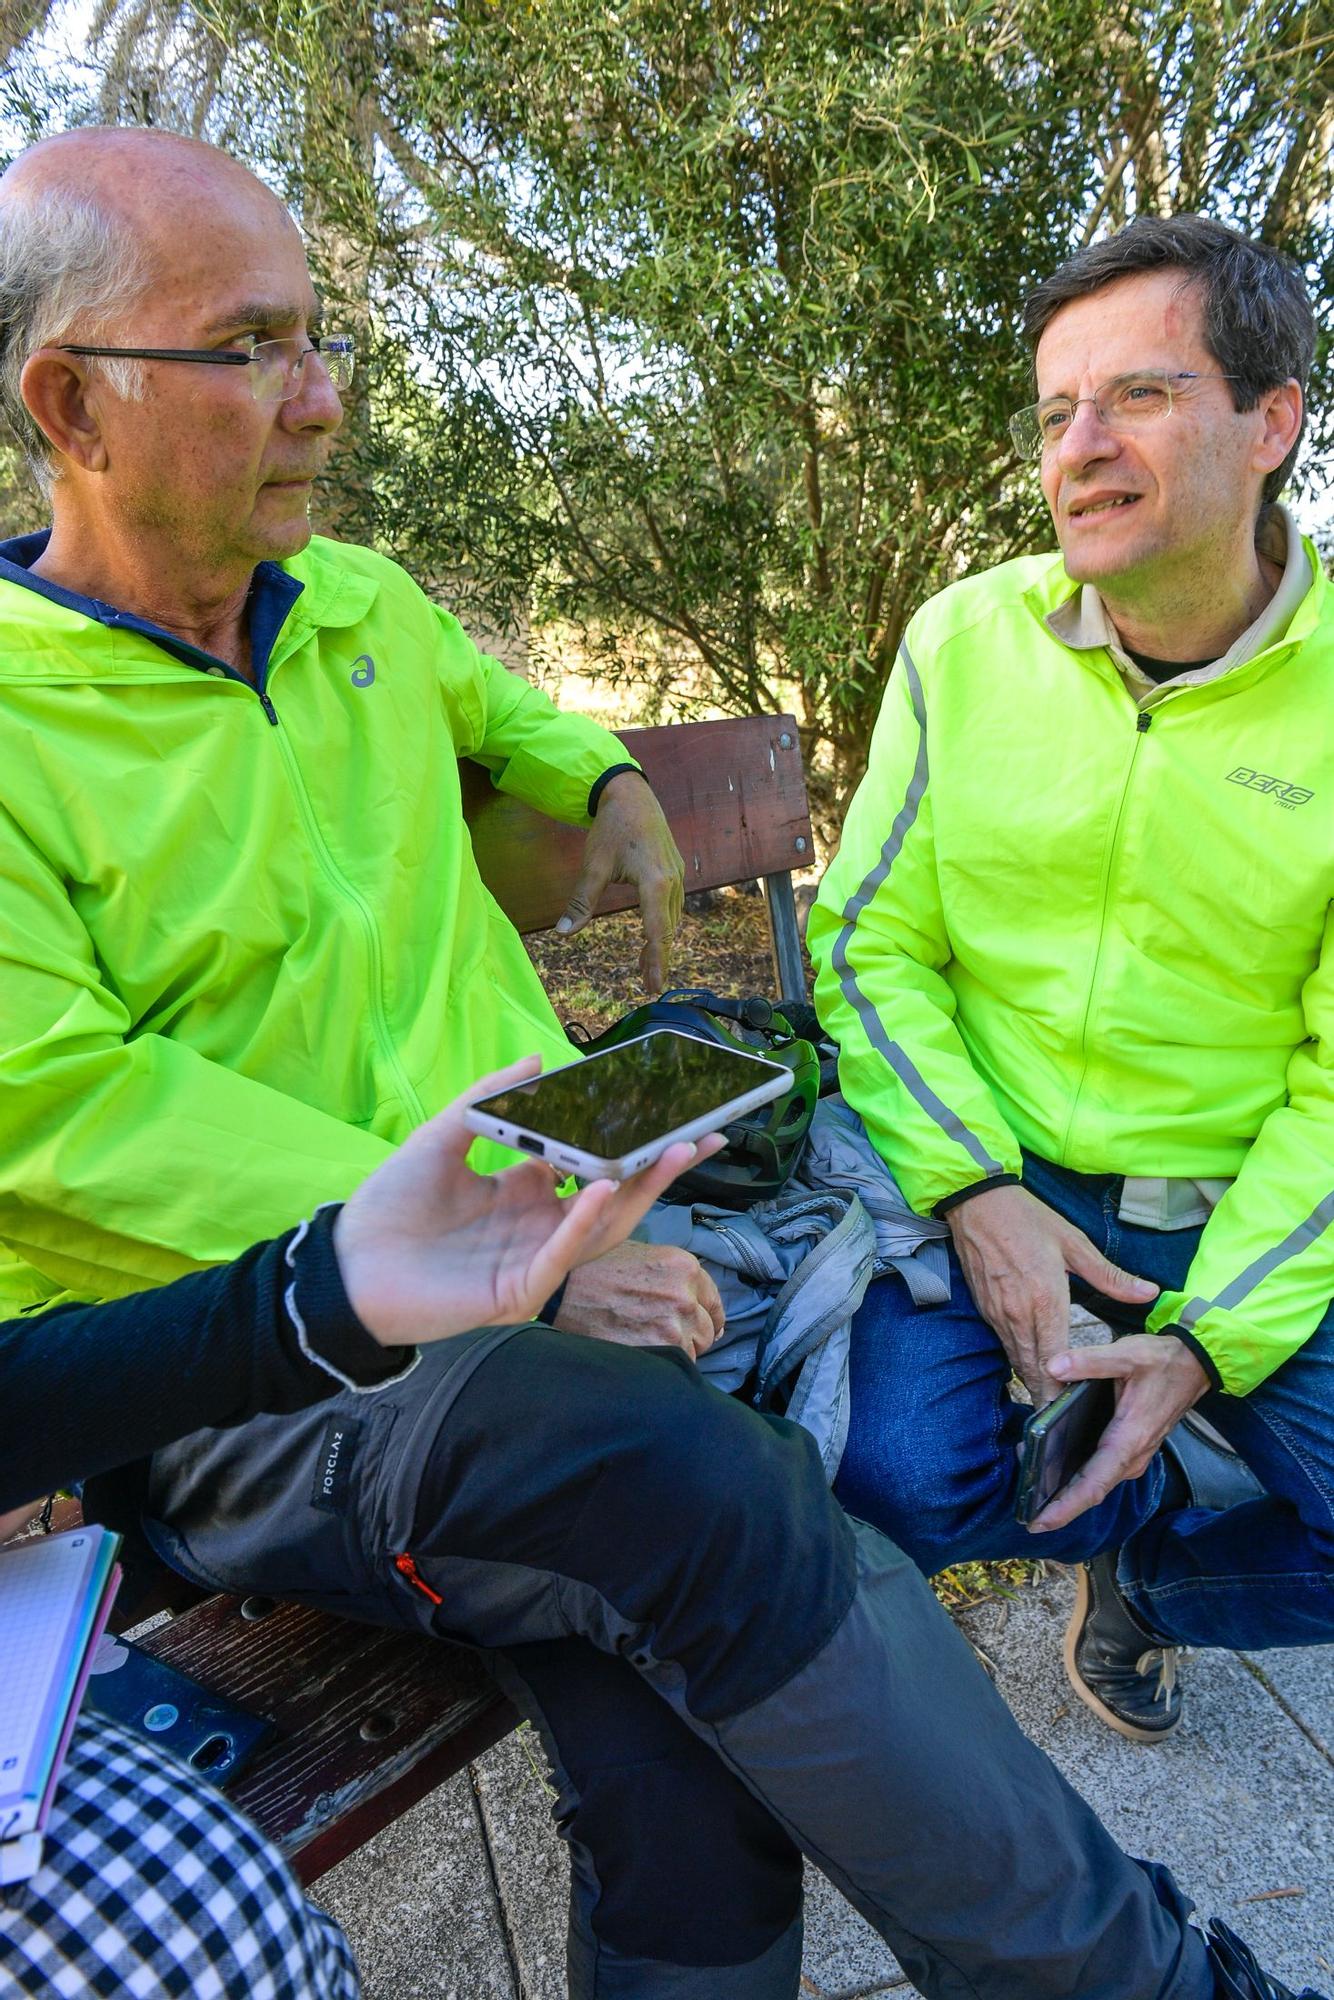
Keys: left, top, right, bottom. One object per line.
{"left": 1225, "top": 766, "right": 1313, "bottom": 809}
{"left": 350, "top": 654, "right": 376, "bottom": 687}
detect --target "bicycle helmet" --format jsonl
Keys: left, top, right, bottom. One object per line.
{"left": 572, "top": 989, "right": 821, "bottom": 1207}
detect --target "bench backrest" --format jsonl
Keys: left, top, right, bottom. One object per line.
{"left": 462, "top": 713, "right": 811, "bottom": 928}
{"left": 462, "top": 713, "right": 813, "bottom": 996}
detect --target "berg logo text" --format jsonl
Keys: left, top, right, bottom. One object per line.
{"left": 1226, "top": 767, "right": 1313, "bottom": 810}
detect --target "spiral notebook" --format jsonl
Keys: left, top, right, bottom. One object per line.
{"left": 0, "top": 1525, "right": 122, "bottom": 1885}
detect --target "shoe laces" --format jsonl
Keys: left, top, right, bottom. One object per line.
{"left": 1134, "top": 1642, "right": 1183, "bottom": 1706}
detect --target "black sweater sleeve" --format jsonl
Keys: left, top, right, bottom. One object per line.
{"left": 0, "top": 1207, "right": 415, "bottom": 1511}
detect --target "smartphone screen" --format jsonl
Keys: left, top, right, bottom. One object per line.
{"left": 1015, "top": 1377, "right": 1116, "bottom": 1524}
{"left": 469, "top": 1031, "right": 785, "bottom": 1161}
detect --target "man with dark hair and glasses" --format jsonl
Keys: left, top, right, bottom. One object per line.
{"left": 811, "top": 214, "right": 1333, "bottom": 1745}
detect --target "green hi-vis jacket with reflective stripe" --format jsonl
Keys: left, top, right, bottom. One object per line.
{"left": 0, "top": 536, "right": 629, "bottom": 1318}
{"left": 808, "top": 541, "right": 1334, "bottom": 1398}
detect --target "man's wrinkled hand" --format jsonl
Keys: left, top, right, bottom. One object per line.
{"left": 1029, "top": 1334, "right": 1210, "bottom": 1532}
{"left": 554, "top": 1238, "right": 724, "bottom": 1358}
{"left": 947, "top": 1183, "right": 1158, "bottom": 1404}
{"left": 556, "top": 771, "right": 685, "bottom": 995}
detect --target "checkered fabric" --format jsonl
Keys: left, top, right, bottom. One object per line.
{"left": 0, "top": 1711, "right": 360, "bottom": 1998}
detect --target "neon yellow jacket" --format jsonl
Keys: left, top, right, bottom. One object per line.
{"left": 809, "top": 543, "right": 1334, "bottom": 1396}
{"left": 0, "top": 535, "right": 629, "bottom": 1314}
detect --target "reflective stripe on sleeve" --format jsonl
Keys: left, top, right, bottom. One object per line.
{"left": 828, "top": 642, "right": 1004, "bottom": 1180}
{"left": 1178, "top": 1184, "right": 1334, "bottom": 1330}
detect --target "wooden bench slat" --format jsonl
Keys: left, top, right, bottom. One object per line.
{"left": 135, "top": 1595, "right": 515, "bottom": 1881}
{"left": 464, "top": 714, "right": 811, "bottom": 935}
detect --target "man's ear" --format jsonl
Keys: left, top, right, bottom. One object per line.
{"left": 1252, "top": 378, "right": 1303, "bottom": 479}
{"left": 19, "top": 349, "right": 110, "bottom": 473}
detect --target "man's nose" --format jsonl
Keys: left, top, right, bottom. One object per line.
{"left": 281, "top": 352, "right": 344, "bottom": 433}
{"left": 1054, "top": 394, "right": 1117, "bottom": 471}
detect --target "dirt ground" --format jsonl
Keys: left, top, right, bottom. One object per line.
{"left": 524, "top": 883, "right": 792, "bottom": 1036}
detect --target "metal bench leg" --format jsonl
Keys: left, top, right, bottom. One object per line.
{"left": 761, "top": 872, "right": 807, "bottom": 1001}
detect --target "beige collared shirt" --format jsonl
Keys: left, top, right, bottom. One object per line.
{"left": 1045, "top": 503, "right": 1310, "bottom": 708}
{"left": 1041, "top": 505, "right": 1310, "bottom": 1229}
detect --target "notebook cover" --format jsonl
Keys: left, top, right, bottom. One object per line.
{"left": 0, "top": 1531, "right": 121, "bottom": 1884}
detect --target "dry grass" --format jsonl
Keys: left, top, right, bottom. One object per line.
{"left": 932, "top": 1556, "right": 1035, "bottom": 1615}
{"left": 525, "top": 885, "right": 782, "bottom": 1035}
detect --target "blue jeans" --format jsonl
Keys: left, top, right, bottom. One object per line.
{"left": 835, "top": 1153, "right": 1334, "bottom": 1652}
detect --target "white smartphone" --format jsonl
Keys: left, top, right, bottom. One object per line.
{"left": 463, "top": 1028, "right": 791, "bottom": 1179}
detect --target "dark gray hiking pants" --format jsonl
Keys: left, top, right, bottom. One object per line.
{"left": 142, "top": 1325, "right": 1214, "bottom": 2000}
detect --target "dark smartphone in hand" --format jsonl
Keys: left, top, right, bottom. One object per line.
{"left": 1014, "top": 1377, "right": 1116, "bottom": 1525}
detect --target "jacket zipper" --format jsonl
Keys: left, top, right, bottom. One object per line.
{"left": 197, "top": 647, "right": 422, "bottom": 1116}
{"left": 395, "top": 1553, "right": 443, "bottom": 1604}
{"left": 267, "top": 726, "right": 428, "bottom": 1125}
{"left": 94, "top": 608, "right": 282, "bottom": 723}
{"left": 1059, "top": 708, "right": 1152, "bottom": 1155}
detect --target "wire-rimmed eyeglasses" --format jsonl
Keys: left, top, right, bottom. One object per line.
{"left": 56, "top": 333, "right": 355, "bottom": 403}
{"left": 1009, "top": 369, "right": 1237, "bottom": 459}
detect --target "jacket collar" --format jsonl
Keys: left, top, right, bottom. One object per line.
{"left": 1020, "top": 512, "right": 1328, "bottom": 694}
{"left": 1042, "top": 505, "right": 1314, "bottom": 695}
{"left": 0, "top": 529, "right": 379, "bottom": 681}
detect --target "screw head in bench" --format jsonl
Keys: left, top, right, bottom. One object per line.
{"left": 240, "top": 1594, "right": 277, "bottom": 1621}
{"left": 779, "top": 731, "right": 793, "bottom": 749}
{"left": 359, "top": 1709, "right": 398, "bottom": 1743}
{"left": 795, "top": 836, "right": 807, "bottom": 852}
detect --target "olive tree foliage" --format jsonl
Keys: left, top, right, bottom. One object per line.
{"left": 5, "top": 0, "right": 1332, "bottom": 796}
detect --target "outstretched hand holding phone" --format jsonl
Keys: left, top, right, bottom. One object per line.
{"left": 334, "top": 1056, "right": 724, "bottom": 1349}
{"left": 0, "top": 1059, "right": 725, "bottom": 1542}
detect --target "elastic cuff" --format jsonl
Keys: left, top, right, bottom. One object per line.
{"left": 285, "top": 1207, "right": 418, "bottom": 1392}
{"left": 1158, "top": 1323, "right": 1224, "bottom": 1392}
{"left": 588, "top": 762, "right": 646, "bottom": 816}
{"left": 933, "top": 1172, "right": 1021, "bottom": 1218}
